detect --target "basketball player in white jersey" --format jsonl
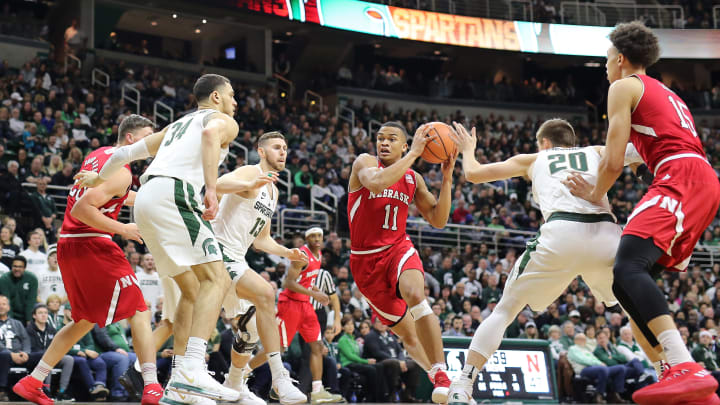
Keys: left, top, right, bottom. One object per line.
{"left": 75, "top": 74, "right": 241, "bottom": 401}
{"left": 445, "top": 119, "right": 648, "bottom": 404}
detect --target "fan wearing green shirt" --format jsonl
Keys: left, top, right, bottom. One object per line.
{"left": 336, "top": 317, "right": 384, "bottom": 402}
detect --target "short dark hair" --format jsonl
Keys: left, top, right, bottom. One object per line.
{"left": 536, "top": 118, "right": 576, "bottom": 147}
{"left": 609, "top": 21, "right": 660, "bottom": 68}
{"left": 193, "top": 74, "right": 231, "bottom": 101}
{"left": 258, "top": 131, "right": 286, "bottom": 148}
{"left": 12, "top": 256, "right": 27, "bottom": 267}
{"left": 379, "top": 121, "right": 409, "bottom": 140}
{"left": 118, "top": 114, "right": 153, "bottom": 142}
{"left": 33, "top": 304, "right": 48, "bottom": 315}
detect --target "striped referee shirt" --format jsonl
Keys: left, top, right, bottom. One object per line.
{"left": 311, "top": 269, "right": 337, "bottom": 310}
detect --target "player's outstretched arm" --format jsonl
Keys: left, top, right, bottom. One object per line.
{"left": 71, "top": 169, "right": 143, "bottom": 244}
{"left": 282, "top": 260, "right": 329, "bottom": 305}
{"left": 451, "top": 122, "right": 536, "bottom": 183}
{"left": 566, "top": 78, "right": 640, "bottom": 203}
{"left": 216, "top": 166, "right": 278, "bottom": 196}
{"left": 252, "top": 213, "right": 309, "bottom": 265}
{"left": 352, "top": 125, "right": 434, "bottom": 194}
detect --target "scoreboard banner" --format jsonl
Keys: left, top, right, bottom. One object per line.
{"left": 231, "top": 0, "right": 720, "bottom": 58}
{"left": 443, "top": 337, "right": 558, "bottom": 402}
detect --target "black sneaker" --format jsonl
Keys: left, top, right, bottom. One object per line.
{"left": 90, "top": 384, "right": 109, "bottom": 402}
{"left": 55, "top": 390, "right": 75, "bottom": 402}
{"left": 118, "top": 366, "right": 143, "bottom": 401}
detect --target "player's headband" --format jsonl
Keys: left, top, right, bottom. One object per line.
{"left": 305, "top": 227, "right": 324, "bottom": 238}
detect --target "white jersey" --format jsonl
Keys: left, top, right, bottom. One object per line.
{"left": 136, "top": 270, "right": 162, "bottom": 312}
{"left": 212, "top": 165, "right": 277, "bottom": 262}
{"left": 141, "top": 109, "right": 229, "bottom": 192}
{"left": 530, "top": 146, "right": 614, "bottom": 220}
{"left": 35, "top": 267, "right": 65, "bottom": 302}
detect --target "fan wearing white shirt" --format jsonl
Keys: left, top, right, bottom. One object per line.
{"left": 20, "top": 231, "right": 47, "bottom": 275}
{"left": 136, "top": 253, "right": 162, "bottom": 313}
{"left": 35, "top": 244, "right": 65, "bottom": 303}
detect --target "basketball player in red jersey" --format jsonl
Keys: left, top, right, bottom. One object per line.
{"left": 347, "top": 121, "right": 457, "bottom": 403}
{"left": 564, "top": 22, "right": 720, "bottom": 405}
{"left": 13, "top": 115, "right": 163, "bottom": 405}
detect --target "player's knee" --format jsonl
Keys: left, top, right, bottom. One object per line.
{"left": 310, "top": 341, "right": 323, "bottom": 354}
{"left": 408, "top": 300, "right": 433, "bottom": 321}
{"left": 233, "top": 309, "right": 259, "bottom": 355}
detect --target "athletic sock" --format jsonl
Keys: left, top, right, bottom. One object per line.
{"left": 312, "top": 380, "right": 323, "bottom": 393}
{"left": 185, "top": 337, "right": 208, "bottom": 363}
{"left": 657, "top": 329, "right": 693, "bottom": 366}
{"left": 226, "top": 364, "right": 244, "bottom": 388}
{"left": 134, "top": 358, "right": 141, "bottom": 372}
{"left": 31, "top": 360, "right": 52, "bottom": 382}
{"left": 459, "top": 364, "right": 479, "bottom": 384}
{"left": 653, "top": 360, "right": 664, "bottom": 376}
{"left": 141, "top": 363, "right": 159, "bottom": 386}
{"left": 268, "top": 352, "right": 284, "bottom": 380}
{"left": 171, "top": 355, "right": 183, "bottom": 372}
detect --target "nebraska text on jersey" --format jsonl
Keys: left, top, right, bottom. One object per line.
{"left": 367, "top": 188, "right": 411, "bottom": 205}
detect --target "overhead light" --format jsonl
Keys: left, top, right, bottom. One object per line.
{"left": 373, "top": 43, "right": 381, "bottom": 48}
{"left": 584, "top": 61, "right": 602, "bottom": 67}
{"left": 202, "top": 19, "right": 207, "bottom": 24}
{"left": 150, "top": 20, "right": 158, "bottom": 26}
{"left": 433, "top": 50, "right": 441, "bottom": 55}
{"left": 194, "top": 27, "right": 201, "bottom": 34}
{"left": 273, "top": 39, "right": 281, "bottom": 44}
{"left": 172, "top": 13, "right": 177, "bottom": 19}
{"left": 285, "top": 31, "right": 293, "bottom": 36}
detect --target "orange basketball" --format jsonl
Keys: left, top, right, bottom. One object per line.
{"left": 420, "top": 122, "right": 457, "bottom": 164}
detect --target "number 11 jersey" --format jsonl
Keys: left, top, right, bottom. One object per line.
{"left": 211, "top": 165, "right": 277, "bottom": 262}
{"left": 347, "top": 160, "right": 417, "bottom": 252}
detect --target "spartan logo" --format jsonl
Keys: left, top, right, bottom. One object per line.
{"left": 202, "top": 238, "right": 218, "bottom": 257}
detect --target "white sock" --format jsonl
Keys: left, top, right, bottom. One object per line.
{"left": 185, "top": 337, "right": 208, "bottom": 363}
{"left": 31, "top": 360, "right": 52, "bottom": 382}
{"left": 227, "top": 364, "right": 244, "bottom": 387}
{"left": 459, "top": 364, "right": 479, "bottom": 384}
{"left": 312, "top": 380, "right": 323, "bottom": 393}
{"left": 657, "top": 330, "right": 693, "bottom": 366}
{"left": 172, "top": 355, "right": 183, "bottom": 371}
{"left": 141, "top": 363, "right": 159, "bottom": 386}
{"left": 268, "top": 352, "right": 285, "bottom": 380}
{"left": 653, "top": 360, "right": 664, "bottom": 376}
{"left": 134, "top": 358, "right": 141, "bottom": 372}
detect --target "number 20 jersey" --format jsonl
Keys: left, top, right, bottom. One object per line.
{"left": 211, "top": 165, "right": 277, "bottom": 262}
{"left": 61, "top": 146, "right": 130, "bottom": 236}
{"left": 530, "top": 146, "right": 613, "bottom": 221}
{"left": 347, "top": 161, "right": 417, "bottom": 251}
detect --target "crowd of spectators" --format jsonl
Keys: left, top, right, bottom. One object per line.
{"left": 1, "top": 53, "right": 720, "bottom": 403}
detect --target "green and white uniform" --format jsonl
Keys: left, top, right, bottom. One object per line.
{"left": 504, "top": 146, "right": 621, "bottom": 310}
{"left": 134, "top": 109, "right": 229, "bottom": 278}
{"left": 212, "top": 165, "right": 277, "bottom": 317}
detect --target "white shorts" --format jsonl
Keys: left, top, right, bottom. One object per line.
{"left": 221, "top": 258, "right": 254, "bottom": 318}
{"left": 160, "top": 276, "right": 181, "bottom": 321}
{"left": 134, "top": 176, "right": 222, "bottom": 277}
{"left": 504, "top": 214, "right": 621, "bottom": 311}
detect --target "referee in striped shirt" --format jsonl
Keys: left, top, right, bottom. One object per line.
{"left": 311, "top": 268, "right": 342, "bottom": 335}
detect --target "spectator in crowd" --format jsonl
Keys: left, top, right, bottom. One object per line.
{"left": 585, "top": 325, "right": 598, "bottom": 352}
{"left": 337, "top": 317, "right": 385, "bottom": 402}
{"left": 594, "top": 329, "right": 646, "bottom": 386}
{"left": 64, "top": 304, "right": 110, "bottom": 401}
{"left": 25, "top": 304, "right": 74, "bottom": 400}
{"left": 91, "top": 325, "right": 133, "bottom": 401}
{"left": 0, "top": 295, "right": 33, "bottom": 400}
{"left": 443, "top": 316, "right": 465, "bottom": 337}
{"left": 29, "top": 178, "right": 56, "bottom": 227}
{"left": 45, "top": 294, "right": 63, "bottom": 331}
{"left": 50, "top": 163, "right": 75, "bottom": 188}
{"left": 35, "top": 244, "right": 65, "bottom": 303}
{"left": 0, "top": 256, "right": 38, "bottom": 324}
{"left": 19, "top": 231, "right": 46, "bottom": 274}
{"left": 559, "top": 321, "right": 575, "bottom": 351}
{"left": 568, "top": 333, "right": 626, "bottom": 403}
{"left": 0, "top": 227, "right": 19, "bottom": 268}
{"left": 0, "top": 250, "right": 8, "bottom": 274}
{"left": 616, "top": 325, "right": 655, "bottom": 378}
{"left": 135, "top": 253, "right": 161, "bottom": 313}
{"left": 692, "top": 330, "right": 720, "bottom": 383}
{"left": 519, "top": 320, "right": 540, "bottom": 339}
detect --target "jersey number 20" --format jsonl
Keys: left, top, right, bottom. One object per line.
{"left": 548, "top": 152, "right": 588, "bottom": 174}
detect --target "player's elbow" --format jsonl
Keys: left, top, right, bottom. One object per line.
{"left": 428, "top": 214, "right": 448, "bottom": 229}
{"left": 606, "top": 158, "right": 625, "bottom": 176}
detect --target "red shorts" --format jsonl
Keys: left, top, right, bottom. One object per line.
{"left": 276, "top": 297, "right": 320, "bottom": 347}
{"left": 58, "top": 236, "right": 147, "bottom": 326}
{"left": 350, "top": 237, "right": 423, "bottom": 326}
{"left": 624, "top": 159, "right": 720, "bottom": 271}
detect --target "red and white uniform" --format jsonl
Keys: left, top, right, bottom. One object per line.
{"left": 347, "top": 161, "right": 422, "bottom": 325}
{"left": 624, "top": 74, "right": 720, "bottom": 271}
{"left": 276, "top": 245, "right": 322, "bottom": 347}
{"left": 59, "top": 147, "right": 146, "bottom": 326}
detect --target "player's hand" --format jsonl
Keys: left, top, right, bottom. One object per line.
{"left": 116, "top": 348, "right": 128, "bottom": 356}
{"left": 333, "top": 318, "right": 342, "bottom": 336}
{"left": 74, "top": 170, "right": 104, "bottom": 188}
{"left": 562, "top": 172, "right": 601, "bottom": 203}
{"left": 251, "top": 171, "right": 279, "bottom": 189}
{"left": 77, "top": 351, "right": 87, "bottom": 358}
{"left": 202, "top": 189, "right": 219, "bottom": 220}
{"left": 120, "top": 223, "right": 143, "bottom": 244}
{"left": 161, "top": 349, "right": 174, "bottom": 358}
{"left": 399, "top": 360, "right": 408, "bottom": 372}
{"left": 408, "top": 124, "right": 436, "bottom": 159}
{"left": 86, "top": 349, "right": 99, "bottom": 359}
{"left": 440, "top": 150, "right": 458, "bottom": 180}
{"left": 312, "top": 286, "right": 330, "bottom": 306}
{"left": 367, "top": 358, "right": 377, "bottom": 365}
{"left": 451, "top": 122, "right": 477, "bottom": 154}
{"left": 288, "top": 248, "right": 308, "bottom": 265}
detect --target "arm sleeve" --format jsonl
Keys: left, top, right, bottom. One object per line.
{"left": 98, "top": 141, "right": 150, "bottom": 181}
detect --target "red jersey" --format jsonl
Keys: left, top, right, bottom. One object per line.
{"left": 347, "top": 161, "right": 417, "bottom": 251}
{"left": 61, "top": 147, "right": 130, "bottom": 236}
{"left": 630, "top": 74, "right": 706, "bottom": 174}
{"left": 279, "top": 245, "right": 321, "bottom": 302}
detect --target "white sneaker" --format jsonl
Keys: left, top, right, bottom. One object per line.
{"left": 222, "top": 369, "right": 265, "bottom": 405}
{"left": 272, "top": 369, "right": 307, "bottom": 405}
{"left": 159, "top": 388, "right": 217, "bottom": 405}
{"left": 448, "top": 379, "right": 473, "bottom": 405}
{"left": 167, "top": 361, "right": 240, "bottom": 402}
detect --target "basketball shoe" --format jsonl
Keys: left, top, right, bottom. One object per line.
{"left": 13, "top": 376, "right": 53, "bottom": 405}
{"left": 632, "top": 361, "right": 718, "bottom": 405}
{"left": 222, "top": 367, "right": 264, "bottom": 405}
{"left": 159, "top": 387, "right": 216, "bottom": 405}
{"left": 272, "top": 369, "right": 307, "bottom": 405}
{"left": 141, "top": 383, "right": 164, "bottom": 405}
{"left": 167, "top": 359, "right": 240, "bottom": 402}
{"left": 447, "top": 378, "right": 473, "bottom": 405}
{"left": 431, "top": 369, "right": 451, "bottom": 403}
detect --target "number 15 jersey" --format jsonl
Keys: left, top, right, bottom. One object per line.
{"left": 348, "top": 160, "right": 417, "bottom": 251}
{"left": 211, "top": 165, "right": 277, "bottom": 262}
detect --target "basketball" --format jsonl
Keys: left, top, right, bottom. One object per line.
{"left": 421, "top": 122, "right": 458, "bottom": 164}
